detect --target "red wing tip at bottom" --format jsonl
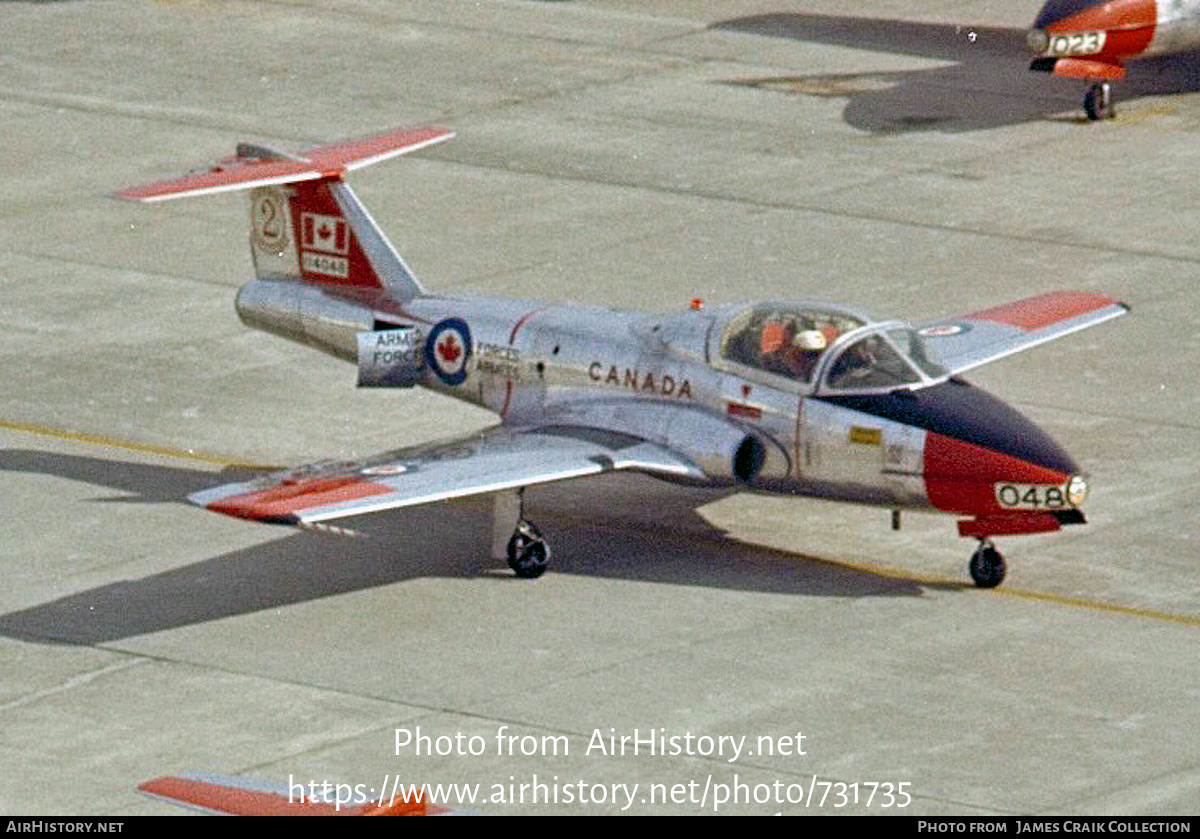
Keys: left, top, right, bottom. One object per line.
{"left": 203, "top": 500, "right": 300, "bottom": 525}
{"left": 139, "top": 775, "right": 435, "bottom": 816}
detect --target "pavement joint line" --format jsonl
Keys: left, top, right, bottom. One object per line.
{"left": 0, "top": 658, "right": 148, "bottom": 714}
{"left": 557, "top": 515, "right": 1200, "bottom": 628}
{"left": 427, "top": 152, "right": 1200, "bottom": 269}
{"left": 0, "top": 419, "right": 273, "bottom": 470}
{"left": 10, "top": 81, "right": 1200, "bottom": 272}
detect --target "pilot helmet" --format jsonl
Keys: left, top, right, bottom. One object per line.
{"left": 793, "top": 329, "right": 827, "bottom": 351}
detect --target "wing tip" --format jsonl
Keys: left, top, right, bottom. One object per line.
{"left": 139, "top": 773, "right": 436, "bottom": 816}
{"left": 966, "top": 290, "right": 1129, "bottom": 332}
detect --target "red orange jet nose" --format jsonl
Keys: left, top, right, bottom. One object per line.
{"left": 924, "top": 432, "right": 1089, "bottom": 538}
{"left": 1029, "top": 0, "right": 1156, "bottom": 58}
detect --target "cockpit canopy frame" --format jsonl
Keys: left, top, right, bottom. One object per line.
{"left": 710, "top": 302, "right": 948, "bottom": 396}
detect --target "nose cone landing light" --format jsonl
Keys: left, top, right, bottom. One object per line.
{"left": 1067, "top": 474, "right": 1090, "bottom": 507}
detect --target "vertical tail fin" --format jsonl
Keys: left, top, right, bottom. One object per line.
{"left": 247, "top": 176, "right": 424, "bottom": 296}
{"left": 115, "top": 127, "right": 454, "bottom": 302}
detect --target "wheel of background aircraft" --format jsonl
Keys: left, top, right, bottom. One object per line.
{"left": 508, "top": 520, "right": 550, "bottom": 579}
{"left": 1083, "top": 82, "right": 1114, "bottom": 121}
{"left": 969, "top": 541, "right": 1006, "bottom": 589}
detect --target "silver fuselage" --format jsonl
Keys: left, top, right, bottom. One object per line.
{"left": 235, "top": 279, "right": 932, "bottom": 511}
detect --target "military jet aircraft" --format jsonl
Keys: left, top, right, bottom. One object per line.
{"left": 1028, "top": 0, "right": 1200, "bottom": 119}
{"left": 116, "top": 128, "right": 1128, "bottom": 588}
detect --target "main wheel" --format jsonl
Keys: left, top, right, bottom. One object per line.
{"left": 507, "top": 520, "right": 550, "bottom": 579}
{"left": 1083, "top": 82, "right": 1114, "bottom": 121}
{"left": 969, "top": 543, "right": 1006, "bottom": 589}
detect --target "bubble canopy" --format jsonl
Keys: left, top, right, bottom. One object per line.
{"left": 714, "top": 303, "right": 948, "bottom": 394}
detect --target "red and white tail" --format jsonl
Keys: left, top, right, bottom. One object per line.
{"left": 115, "top": 127, "right": 453, "bottom": 300}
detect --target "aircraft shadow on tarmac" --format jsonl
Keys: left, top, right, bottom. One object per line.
{"left": 712, "top": 12, "right": 1200, "bottom": 132}
{"left": 0, "top": 449, "right": 928, "bottom": 646}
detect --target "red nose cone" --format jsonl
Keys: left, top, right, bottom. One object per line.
{"left": 924, "top": 432, "right": 1073, "bottom": 517}
{"left": 1033, "top": 0, "right": 1156, "bottom": 59}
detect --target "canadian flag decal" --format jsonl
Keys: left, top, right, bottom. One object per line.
{"left": 301, "top": 213, "right": 349, "bottom": 255}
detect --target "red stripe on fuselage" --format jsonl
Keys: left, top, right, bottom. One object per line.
{"left": 501, "top": 307, "right": 546, "bottom": 418}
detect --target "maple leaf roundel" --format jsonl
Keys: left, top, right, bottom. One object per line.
{"left": 424, "top": 317, "right": 473, "bottom": 385}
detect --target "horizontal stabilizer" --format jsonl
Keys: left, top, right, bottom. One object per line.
{"left": 114, "top": 127, "right": 453, "bottom": 202}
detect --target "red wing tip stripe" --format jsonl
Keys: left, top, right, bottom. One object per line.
{"left": 139, "top": 776, "right": 362, "bottom": 816}
{"left": 205, "top": 477, "right": 393, "bottom": 521}
{"left": 297, "top": 465, "right": 611, "bottom": 523}
{"left": 966, "top": 291, "right": 1125, "bottom": 331}
{"left": 140, "top": 775, "right": 433, "bottom": 816}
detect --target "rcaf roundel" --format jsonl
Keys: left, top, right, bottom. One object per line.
{"left": 425, "top": 318, "right": 472, "bottom": 385}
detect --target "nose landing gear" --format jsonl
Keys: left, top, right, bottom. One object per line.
{"left": 969, "top": 539, "right": 1006, "bottom": 588}
{"left": 1084, "top": 82, "right": 1115, "bottom": 120}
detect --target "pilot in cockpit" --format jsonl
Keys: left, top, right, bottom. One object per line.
{"left": 758, "top": 317, "right": 835, "bottom": 382}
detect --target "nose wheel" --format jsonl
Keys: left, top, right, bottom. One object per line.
{"left": 969, "top": 540, "right": 1006, "bottom": 588}
{"left": 1083, "top": 82, "right": 1114, "bottom": 121}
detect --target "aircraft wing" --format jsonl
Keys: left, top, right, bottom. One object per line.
{"left": 917, "top": 291, "right": 1129, "bottom": 377}
{"left": 189, "top": 426, "right": 705, "bottom": 526}
{"left": 139, "top": 773, "right": 445, "bottom": 815}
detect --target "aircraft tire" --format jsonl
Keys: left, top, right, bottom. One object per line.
{"left": 969, "top": 543, "right": 1005, "bottom": 588}
{"left": 507, "top": 521, "right": 550, "bottom": 579}
{"left": 1083, "top": 83, "right": 1114, "bottom": 121}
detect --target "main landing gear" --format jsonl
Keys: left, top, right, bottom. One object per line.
{"left": 968, "top": 539, "right": 1006, "bottom": 589}
{"left": 493, "top": 489, "right": 551, "bottom": 579}
{"left": 508, "top": 520, "right": 550, "bottom": 578}
{"left": 1083, "top": 82, "right": 1115, "bottom": 121}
